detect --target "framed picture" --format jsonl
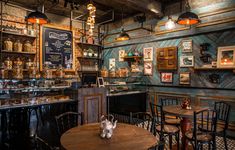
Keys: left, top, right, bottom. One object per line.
{"left": 143, "top": 47, "right": 153, "bottom": 61}
{"left": 109, "top": 58, "right": 115, "bottom": 70}
{"left": 180, "top": 55, "right": 194, "bottom": 67}
{"left": 97, "top": 77, "right": 105, "bottom": 87}
{"left": 179, "top": 72, "right": 190, "bottom": 85}
{"left": 157, "top": 47, "right": 178, "bottom": 70}
{"left": 144, "top": 62, "right": 153, "bottom": 75}
{"left": 160, "top": 72, "right": 173, "bottom": 83}
{"left": 119, "top": 50, "right": 125, "bottom": 62}
{"left": 217, "top": 46, "right": 235, "bottom": 68}
{"left": 181, "top": 39, "right": 193, "bottom": 53}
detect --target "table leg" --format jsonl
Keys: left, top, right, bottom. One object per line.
{"left": 180, "top": 117, "right": 192, "bottom": 150}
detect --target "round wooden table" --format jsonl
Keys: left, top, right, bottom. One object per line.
{"left": 163, "top": 105, "right": 207, "bottom": 150}
{"left": 61, "top": 123, "right": 157, "bottom": 150}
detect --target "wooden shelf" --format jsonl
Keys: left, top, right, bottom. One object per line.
{"left": 1, "top": 50, "right": 36, "bottom": 55}
{"left": 76, "top": 42, "right": 102, "bottom": 47}
{"left": 123, "top": 56, "right": 142, "bottom": 62}
{"left": 1, "top": 30, "right": 36, "bottom": 38}
{"left": 194, "top": 67, "right": 235, "bottom": 70}
{"left": 77, "top": 56, "right": 100, "bottom": 60}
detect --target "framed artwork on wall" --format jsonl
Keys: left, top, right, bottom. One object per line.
{"left": 157, "top": 47, "right": 177, "bottom": 70}
{"left": 217, "top": 46, "right": 235, "bottom": 68}
{"left": 109, "top": 58, "right": 115, "bottom": 70}
{"left": 179, "top": 72, "right": 190, "bottom": 85}
{"left": 180, "top": 55, "right": 194, "bottom": 67}
{"left": 97, "top": 77, "right": 105, "bottom": 87}
{"left": 143, "top": 47, "right": 153, "bottom": 61}
{"left": 144, "top": 62, "right": 153, "bottom": 75}
{"left": 181, "top": 39, "right": 193, "bottom": 53}
{"left": 119, "top": 50, "right": 125, "bottom": 62}
{"left": 160, "top": 72, "right": 173, "bottom": 83}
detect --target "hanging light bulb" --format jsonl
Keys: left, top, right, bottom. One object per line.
{"left": 90, "top": 10, "right": 96, "bottom": 18}
{"left": 90, "top": 24, "right": 95, "bottom": 29}
{"left": 87, "top": 16, "right": 92, "bottom": 25}
{"left": 165, "top": 16, "right": 176, "bottom": 30}
{"left": 87, "top": 3, "right": 94, "bottom": 10}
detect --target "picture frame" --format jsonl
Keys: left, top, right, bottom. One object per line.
{"left": 144, "top": 62, "right": 153, "bottom": 75}
{"left": 179, "top": 72, "right": 191, "bottom": 85}
{"left": 119, "top": 50, "right": 125, "bottom": 62}
{"left": 180, "top": 55, "right": 194, "bottom": 67}
{"left": 160, "top": 72, "right": 173, "bottom": 83}
{"left": 217, "top": 46, "right": 235, "bottom": 68}
{"left": 143, "top": 47, "right": 153, "bottom": 61}
{"left": 109, "top": 58, "right": 115, "bottom": 70}
{"left": 97, "top": 77, "right": 105, "bottom": 87}
{"left": 181, "top": 39, "right": 193, "bottom": 53}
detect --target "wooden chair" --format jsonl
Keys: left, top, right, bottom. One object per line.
{"left": 149, "top": 102, "right": 180, "bottom": 150}
{"left": 55, "top": 111, "right": 84, "bottom": 137}
{"left": 160, "top": 98, "right": 181, "bottom": 125}
{"left": 129, "top": 112, "right": 152, "bottom": 131}
{"left": 185, "top": 109, "right": 217, "bottom": 150}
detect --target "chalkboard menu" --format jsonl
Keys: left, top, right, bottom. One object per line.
{"left": 41, "top": 25, "right": 74, "bottom": 71}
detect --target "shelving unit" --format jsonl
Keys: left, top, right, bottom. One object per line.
{"left": 1, "top": 50, "right": 36, "bottom": 55}
{"left": 0, "top": 30, "right": 36, "bottom": 38}
{"left": 194, "top": 67, "right": 235, "bottom": 73}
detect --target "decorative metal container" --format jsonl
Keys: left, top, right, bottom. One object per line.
{"left": 13, "top": 39, "right": 23, "bottom": 52}
{"left": 23, "top": 40, "right": 32, "bottom": 52}
{"left": 4, "top": 57, "right": 12, "bottom": 70}
{"left": 3, "top": 38, "right": 13, "bottom": 51}
{"left": 43, "top": 65, "right": 53, "bottom": 79}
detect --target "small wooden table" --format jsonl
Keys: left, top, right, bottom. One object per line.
{"left": 61, "top": 123, "right": 157, "bottom": 150}
{"left": 163, "top": 105, "right": 207, "bottom": 150}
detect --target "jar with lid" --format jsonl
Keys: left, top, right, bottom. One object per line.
{"left": 14, "top": 57, "right": 23, "bottom": 67}
{"left": 83, "top": 49, "right": 88, "bottom": 57}
{"left": 0, "top": 63, "right": 8, "bottom": 79}
{"left": 3, "top": 38, "right": 13, "bottom": 51}
{"left": 25, "top": 58, "right": 34, "bottom": 69}
{"left": 13, "top": 65, "right": 23, "bottom": 79}
{"left": 23, "top": 40, "right": 32, "bottom": 52}
{"left": 55, "top": 64, "right": 64, "bottom": 78}
{"left": 29, "top": 64, "right": 37, "bottom": 79}
{"left": 87, "top": 48, "right": 93, "bottom": 57}
{"left": 13, "top": 39, "right": 23, "bottom": 52}
{"left": 43, "top": 64, "right": 53, "bottom": 79}
{"left": 100, "top": 67, "right": 108, "bottom": 77}
{"left": 4, "top": 57, "right": 12, "bottom": 70}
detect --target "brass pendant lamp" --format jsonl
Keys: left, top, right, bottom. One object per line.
{"left": 116, "top": 8, "right": 130, "bottom": 41}
{"left": 176, "top": 0, "right": 200, "bottom": 25}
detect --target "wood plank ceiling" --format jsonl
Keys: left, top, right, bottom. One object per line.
{"left": 3, "top": 0, "right": 182, "bottom": 24}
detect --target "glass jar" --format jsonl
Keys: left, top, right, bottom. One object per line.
{"left": 43, "top": 64, "right": 53, "bottom": 79}
{"left": 4, "top": 57, "right": 12, "bottom": 70}
{"left": 14, "top": 57, "right": 23, "bottom": 67}
{"left": 13, "top": 65, "right": 23, "bottom": 79}
{"left": 23, "top": 40, "right": 32, "bottom": 52}
{"left": 3, "top": 38, "right": 13, "bottom": 51}
{"left": 55, "top": 64, "right": 64, "bottom": 78}
{"left": 0, "top": 63, "right": 8, "bottom": 79}
{"left": 87, "top": 48, "right": 93, "bottom": 57}
{"left": 13, "top": 39, "right": 23, "bottom": 52}
{"left": 25, "top": 58, "right": 33, "bottom": 69}
{"left": 83, "top": 49, "right": 88, "bottom": 57}
{"left": 29, "top": 64, "right": 37, "bottom": 79}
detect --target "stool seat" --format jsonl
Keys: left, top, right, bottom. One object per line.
{"left": 185, "top": 131, "right": 213, "bottom": 142}
{"left": 156, "top": 124, "right": 180, "bottom": 134}
{"left": 165, "top": 118, "right": 181, "bottom": 125}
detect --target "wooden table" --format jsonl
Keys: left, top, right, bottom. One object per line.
{"left": 163, "top": 105, "right": 207, "bottom": 150}
{"left": 60, "top": 123, "right": 157, "bottom": 150}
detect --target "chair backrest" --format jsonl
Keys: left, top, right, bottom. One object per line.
{"left": 160, "top": 97, "right": 180, "bottom": 106}
{"left": 193, "top": 109, "right": 218, "bottom": 138}
{"left": 55, "top": 111, "right": 84, "bottom": 136}
{"left": 214, "top": 101, "right": 231, "bottom": 129}
{"left": 149, "top": 102, "right": 164, "bottom": 137}
{"left": 129, "top": 112, "right": 152, "bottom": 131}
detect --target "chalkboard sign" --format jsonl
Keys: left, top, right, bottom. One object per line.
{"left": 40, "top": 25, "right": 74, "bottom": 71}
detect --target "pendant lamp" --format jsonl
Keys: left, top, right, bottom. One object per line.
{"left": 165, "top": 16, "right": 176, "bottom": 30}
{"left": 176, "top": 0, "right": 200, "bottom": 25}
{"left": 26, "top": 5, "right": 48, "bottom": 25}
{"left": 116, "top": 8, "right": 130, "bottom": 41}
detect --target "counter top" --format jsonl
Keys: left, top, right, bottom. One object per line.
{"left": 107, "top": 90, "right": 146, "bottom": 97}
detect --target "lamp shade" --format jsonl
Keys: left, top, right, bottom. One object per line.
{"left": 26, "top": 11, "right": 48, "bottom": 24}
{"left": 176, "top": 11, "right": 200, "bottom": 25}
{"left": 116, "top": 28, "right": 130, "bottom": 41}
